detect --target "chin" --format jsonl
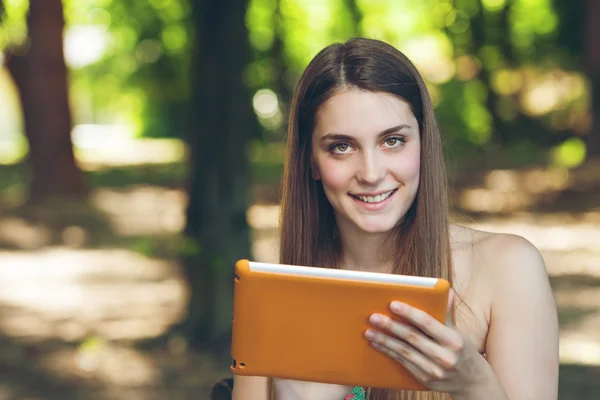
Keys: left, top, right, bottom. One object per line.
{"left": 356, "top": 219, "right": 400, "bottom": 234}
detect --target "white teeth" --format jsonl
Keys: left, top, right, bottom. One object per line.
{"left": 356, "top": 190, "right": 394, "bottom": 203}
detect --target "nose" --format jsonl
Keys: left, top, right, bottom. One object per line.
{"left": 356, "top": 150, "right": 385, "bottom": 185}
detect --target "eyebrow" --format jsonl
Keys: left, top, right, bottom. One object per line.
{"left": 319, "top": 124, "right": 412, "bottom": 142}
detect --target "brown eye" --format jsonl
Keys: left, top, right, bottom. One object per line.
{"left": 334, "top": 143, "right": 350, "bottom": 153}
{"left": 384, "top": 137, "right": 404, "bottom": 148}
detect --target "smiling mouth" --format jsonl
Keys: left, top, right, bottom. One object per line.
{"left": 349, "top": 189, "right": 398, "bottom": 204}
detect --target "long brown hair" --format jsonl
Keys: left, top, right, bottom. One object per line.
{"left": 278, "top": 37, "right": 453, "bottom": 400}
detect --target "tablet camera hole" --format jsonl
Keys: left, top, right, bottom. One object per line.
{"left": 239, "top": 362, "right": 246, "bottom": 369}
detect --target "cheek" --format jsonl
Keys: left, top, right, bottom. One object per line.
{"left": 316, "top": 157, "right": 352, "bottom": 192}
{"left": 409, "top": 153, "right": 421, "bottom": 180}
{"left": 388, "top": 149, "right": 421, "bottom": 184}
{"left": 396, "top": 146, "right": 420, "bottom": 180}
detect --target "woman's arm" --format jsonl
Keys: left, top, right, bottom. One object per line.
{"left": 483, "top": 234, "right": 559, "bottom": 400}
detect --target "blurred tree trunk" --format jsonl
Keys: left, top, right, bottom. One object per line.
{"left": 584, "top": 0, "right": 600, "bottom": 157}
{"left": 181, "top": 0, "right": 259, "bottom": 350}
{"left": 5, "top": 0, "right": 87, "bottom": 202}
{"left": 469, "top": 1, "right": 514, "bottom": 146}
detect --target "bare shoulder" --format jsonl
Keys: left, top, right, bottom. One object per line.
{"left": 451, "top": 224, "right": 544, "bottom": 266}
{"left": 451, "top": 224, "right": 549, "bottom": 292}
{"left": 473, "top": 227, "right": 544, "bottom": 270}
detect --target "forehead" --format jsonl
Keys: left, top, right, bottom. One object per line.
{"left": 313, "top": 89, "right": 418, "bottom": 137}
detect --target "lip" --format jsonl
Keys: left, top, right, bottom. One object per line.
{"left": 349, "top": 188, "right": 398, "bottom": 211}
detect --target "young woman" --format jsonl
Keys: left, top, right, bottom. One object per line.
{"left": 231, "top": 37, "right": 559, "bottom": 400}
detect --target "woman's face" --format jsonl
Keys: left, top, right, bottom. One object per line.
{"left": 311, "top": 88, "right": 421, "bottom": 235}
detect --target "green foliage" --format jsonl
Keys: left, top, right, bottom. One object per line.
{"left": 132, "top": 234, "right": 202, "bottom": 258}
{"left": 132, "top": 236, "right": 156, "bottom": 257}
{"left": 64, "top": 0, "right": 192, "bottom": 138}
{"left": 0, "top": 0, "right": 27, "bottom": 50}
{"left": 551, "top": 137, "right": 587, "bottom": 168}
{"left": 0, "top": 0, "right": 593, "bottom": 163}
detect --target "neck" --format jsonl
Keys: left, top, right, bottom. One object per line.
{"left": 337, "top": 223, "right": 395, "bottom": 274}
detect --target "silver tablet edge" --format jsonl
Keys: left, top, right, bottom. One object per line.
{"left": 248, "top": 261, "right": 437, "bottom": 287}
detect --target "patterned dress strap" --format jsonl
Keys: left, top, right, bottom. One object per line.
{"left": 345, "top": 386, "right": 366, "bottom": 400}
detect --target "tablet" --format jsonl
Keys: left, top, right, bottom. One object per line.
{"left": 230, "top": 259, "right": 450, "bottom": 391}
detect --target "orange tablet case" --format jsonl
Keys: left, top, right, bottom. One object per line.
{"left": 230, "top": 259, "right": 450, "bottom": 391}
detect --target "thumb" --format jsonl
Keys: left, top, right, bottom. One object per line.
{"left": 445, "top": 288, "right": 456, "bottom": 326}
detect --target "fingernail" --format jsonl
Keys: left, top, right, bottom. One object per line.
{"left": 390, "top": 301, "right": 402, "bottom": 312}
{"left": 369, "top": 314, "right": 383, "bottom": 324}
{"left": 365, "top": 329, "right": 376, "bottom": 340}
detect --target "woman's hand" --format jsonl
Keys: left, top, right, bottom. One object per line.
{"left": 364, "top": 290, "right": 493, "bottom": 397}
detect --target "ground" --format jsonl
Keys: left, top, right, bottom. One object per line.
{"left": 0, "top": 144, "right": 599, "bottom": 399}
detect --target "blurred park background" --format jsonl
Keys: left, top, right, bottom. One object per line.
{"left": 0, "top": 0, "right": 599, "bottom": 398}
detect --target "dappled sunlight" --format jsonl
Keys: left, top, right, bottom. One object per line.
{"left": 555, "top": 288, "right": 600, "bottom": 310}
{"left": 41, "top": 344, "right": 161, "bottom": 386}
{"left": 553, "top": 282, "right": 600, "bottom": 366}
{"left": 0, "top": 216, "right": 53, "bottom": 249}
{"left": 1, "top": 174, "right": 596, "bottom": 369}
{"left": 252, "top": 235, "right": 280, "bottom": 264}
{"left": 91, "top": 187, "right": 186, "bottom": 236}
{"left": 560, "top": 334, "right": 600, "bottom": 367}
{"left": 248, "top": 204, "right": 280, "bottom": 262}
{"left": 62, "top": 226, "right": 89, "bottom": 247}
{"left": 520, "top": 70, "right": 588, "bottom": 119}
{"left": 403, "top": 35, "right": 455, "bottom": 84}
{"left": 247, "top": 204, "right": 280, "bottom": 230}
{"left": 0, "top": 248, "right": 187, "bottom": 342}
{"left": 74, "top": 132, "right": 187, "bottom": 170}
{"left": 0, "top": 129, "right": 189, "bottom": 167}
{"left": 253, "top": 89, "right": 284, "bottom": 131}
{"left": 456, "top": 165, "right": 600, "bottom": 213}
{"left": 459, "top": 188, "right": 536, "bottom": 213}
{"left": 64, "top": 26, "right": 110, "bottom": 69}
{"left": 0, "top": 335, "right": 229, "bottom": 398}
{"left": 455, "top": 55, "right": 480, "bottom": 82}
{"left": 466, "top": 217, "right": 600, "bottom": 259}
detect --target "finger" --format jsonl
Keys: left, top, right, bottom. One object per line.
{"left": 369, "top": 337, "right": 443, "bottom": 383}
{"left": 371, "top": 341, "right": 430, "bottom": 382}
{"left": 383, "top": 304, "right": 459, "bottom": 348}
{"left": 367, "top": 318, "right": 457, "bottom": 369}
